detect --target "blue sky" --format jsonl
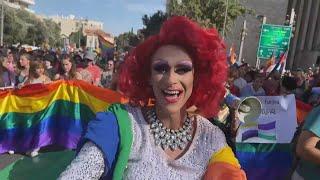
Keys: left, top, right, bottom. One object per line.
{"left": 32, "top": 0, "right": 166, "bottom": 36}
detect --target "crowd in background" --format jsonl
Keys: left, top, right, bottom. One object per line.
{"left": 2, "top": 45, "right": 320, "bottom": 112}
{"left": 2, "top": 45, "right": 320, "bottom": 110}
{"left": 0, "top": 46, "right": 126, "bottom": 91}
{"left": 227, "top": 61, "right": 320, "bottom": 106}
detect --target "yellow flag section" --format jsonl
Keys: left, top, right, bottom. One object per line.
{"left": 0, "top": 80, "right": 124, "bottom": 114}
{"left": 203, "top": 146, "right": 247, "bottom": 180}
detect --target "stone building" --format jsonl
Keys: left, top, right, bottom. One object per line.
{"left": 286, "top": 0, "right": 320, "bottom": 70}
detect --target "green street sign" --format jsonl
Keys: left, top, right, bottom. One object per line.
{"left": 257, "top": 24, "right": 292, "bottom": 60}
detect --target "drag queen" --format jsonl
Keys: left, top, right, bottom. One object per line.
{"left": 59, "top": 16, "right": 246, "bottom": 180}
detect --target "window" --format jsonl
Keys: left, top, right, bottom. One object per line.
{"left": 316, "top": 56, "right": 320, "bottom": 66}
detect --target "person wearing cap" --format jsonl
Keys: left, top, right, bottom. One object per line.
{"left": 75, "top": 54, "right": 93, "bottom": 84}
{"left": 84, "top": 51, "right": 102, "bottom": 86}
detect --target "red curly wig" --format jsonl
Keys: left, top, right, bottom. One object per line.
{"left": 118, "top": 16, "right": 227, "bottom": 118}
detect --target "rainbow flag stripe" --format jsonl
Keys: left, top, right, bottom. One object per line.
{"left": 204, "top": 146, "right": 246, "bottom": 179}
{"left": 296, "top": 99, "right": 312, "bottom": 125}
{"left": 98, "top": 35, "right": 114, "bottom": 60}
{"left": 236, "top": 143, "right": 293, "bottom": 180}
{"left": 0, "top": 80, "right": 124, "bottom": 154}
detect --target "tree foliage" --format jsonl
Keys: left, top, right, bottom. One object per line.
{"left": 115, "top": 10, "right": 167, "bottom": 50}
{"left": 69, "top": 29, "right": 86, "bottom": 48}
{"left": 140, "top": 10, "right": 168, "bottom": 39}
{"left": 167, "top": 0, "right": 252, "bottom": 34}
{"left": 44, "top": 19, "right": 62, "bottom": 47}
{"left": 3, "top": 6, "right": 62, "bottom": 47}
{"left": 115, "top": 30, "right": 140, "bottom": 52}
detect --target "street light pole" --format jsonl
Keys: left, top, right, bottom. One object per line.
{"left": 78, "top": 30, "right": 80, "bottom": 48}
{"left": 222, "top": 0, "right": 229, "bottom": 40}
{"left": 1, "top": 0, "right": 4, "bottom": 47}
{"left": 255, "top": 15, "right": 266, "bottom": 69}
{"left": 238, "top": 20, "right": 247, "bottom": 63}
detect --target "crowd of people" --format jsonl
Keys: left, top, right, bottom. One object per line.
{"left": 3, "top": 44, "right": 319, "bottom": 104}
{"left": 0, "top": 47, "right": 122, "bottom": 91}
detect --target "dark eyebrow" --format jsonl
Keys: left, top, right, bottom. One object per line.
{"left": 176, "top": 61, "right": 193, "bottom": 68}
{"left": 152, "top": 59, "right": 168, "bottom": 65}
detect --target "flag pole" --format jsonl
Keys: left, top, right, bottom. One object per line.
{"left": 222, "top": 0, "right": 229, "bottom": 40}
{"left": 238, "top": 20, "right": 247, "bottom": 64}
{"left": 0, "top": 0, "right": 4, "bottom": 47}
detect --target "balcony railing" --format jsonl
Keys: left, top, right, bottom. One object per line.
{"left": 19, "top": 0, "right": 35, "bottom": 5}
{"left": 24, "top": 8, "right": 35, "bottom": 13}
{"left": 4, "top": 1, "right": 20, "bottom": 9}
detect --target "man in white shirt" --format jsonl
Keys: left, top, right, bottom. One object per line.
{"left": 240, "top": 72, "right": 266, "bottom": 97}
{"left": 233, "top": 68, "right": 247, "bottom": 90}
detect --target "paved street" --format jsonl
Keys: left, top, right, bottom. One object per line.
{"left": 0, "top": 154, "right": 23, "bottom": 170}
{"left": 0, "top": 145, "right": 69, "bottom": 171}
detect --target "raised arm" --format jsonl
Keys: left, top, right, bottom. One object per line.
{"left": 296, "top": 130, "right": 320, "bottom": 165}
{"left": 58, "top": 141, "right": 105, "bottom": 180}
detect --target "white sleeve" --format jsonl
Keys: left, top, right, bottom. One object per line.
{"left": 58, "top": 141, "right": 105, "bottom": 180}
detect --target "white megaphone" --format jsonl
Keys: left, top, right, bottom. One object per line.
{"left": 225, "top": 92, "right": 262, "bottom": 123}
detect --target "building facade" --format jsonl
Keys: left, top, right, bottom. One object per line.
{"left": 286, "top": 0, "right": 320, "bottom": 70}
{"left": 3, "top": 0, "right": 35, "bottom": 13}
{"left": 50, "top": 15, "right": 103, "bottom": 37}
{"left": 49, "top": 15, "right": 105, "bottom": 50}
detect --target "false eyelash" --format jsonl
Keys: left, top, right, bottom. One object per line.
{"left": 175, "top": 66, "right": 193, "bottom": 74}
{"left": 153, "top": 63, "right": 170, "bottom": 73}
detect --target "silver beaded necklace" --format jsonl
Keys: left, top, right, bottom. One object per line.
{"left": 148, "top": 109, "right": 193, "bottom": 151}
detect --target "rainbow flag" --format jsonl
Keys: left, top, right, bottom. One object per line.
{"left": 264, "top": 53, "right": 276, "bottom": 73}
{"left": 269, "top": 51, "right": 288, "bottom": 75}
{"left": 236, "top": 143, "right": 293, "bottom": 180}
{"left": 276, "top": 51, "right": 288, "bottom": 74}
{"left": 228, "top": 43, "right": 237, "bottom": 65}
{"left": 0, "top": 80, "right": 124, "bottom": 154}
{"left": 98, "top": 35, "right": 114, "bottom": 60}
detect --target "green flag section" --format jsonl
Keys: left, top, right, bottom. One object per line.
{"left": 0, "top": 150, "right": 75, "bottom": 180}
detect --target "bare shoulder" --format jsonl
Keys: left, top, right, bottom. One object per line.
{"left": 54, "top": 74, "right": 60, "bottom": 80}
{"left": 75, "top": 72, "right": 83, "bottom": 80}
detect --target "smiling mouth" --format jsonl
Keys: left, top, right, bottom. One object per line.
{"left": 162, "top": 89, "right": 183, "bottom": 103}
